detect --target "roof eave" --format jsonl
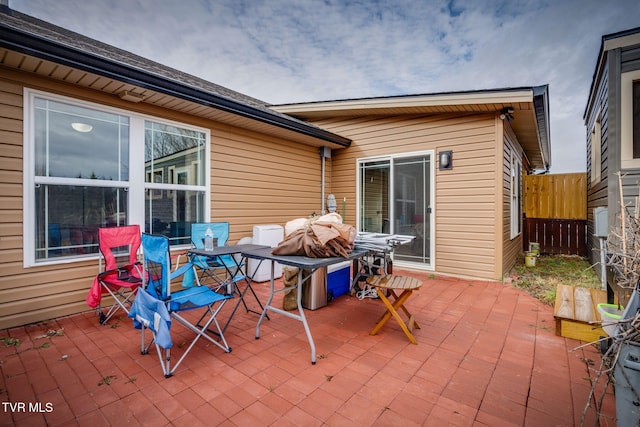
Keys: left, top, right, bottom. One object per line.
{"left": 584, "top": 27, "right": 640, "bottom": 122}
{"left": 533, "top": 85, "right": 551, "bottom": 171}
{"left": 273, "top": 88, "right": 537, "bottom": 115}
{"left": 274, "top": 86, "right": 552, "bottom": 171}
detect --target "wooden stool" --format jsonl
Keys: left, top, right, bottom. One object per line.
{"left": 367, "top": 275, "right": 422, "bottom": 344}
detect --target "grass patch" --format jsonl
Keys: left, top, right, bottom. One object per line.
{"left": 508, "top": 254, "right": 601, "bottom": 306}
{"left": 0, "top": 337, "right": 20, "bottom": 347}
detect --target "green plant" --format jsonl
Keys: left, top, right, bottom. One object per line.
{"left": 0, "top": 337, "right": 20, "bottom": 347}
{"left": 98, "top": 375, "right": 116, "bottom": 386}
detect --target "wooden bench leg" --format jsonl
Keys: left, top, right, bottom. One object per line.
{"left": 369, "top": 289, "right": 418, "bottom": 344}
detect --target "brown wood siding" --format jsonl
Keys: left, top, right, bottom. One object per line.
{"left": 0, "top": 70, "right": 325, "bottom": 329}
{"left": 312, "top": 113, "right": 503, "bottom": 280}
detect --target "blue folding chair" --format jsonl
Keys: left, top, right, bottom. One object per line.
{"left": 190, "top": 222, "right": 245, "bottom": 287}
{"left": 135, "top": 233, "right": 233, "bottom": 378}
{"left": 129, "top": 287, "right": 173, "bottom": 374}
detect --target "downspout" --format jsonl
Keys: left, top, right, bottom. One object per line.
{"left": 319, "top": 147, "right": 331, "bottom": 214}
{"left": 321, "top": 153, "right": 325, "bottom": 214}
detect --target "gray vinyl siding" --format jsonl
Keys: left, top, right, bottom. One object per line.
{"left": 586, "top": 54, "right": 610, "bottom": 268}
{"left": 586, "top": 39, "right": 640, "bottom": 283}
{"left": 609, "top": 45, "right": 640, "bottom": 235}
{"left": 621, "top": 44, "right": 640, "bottom": 73}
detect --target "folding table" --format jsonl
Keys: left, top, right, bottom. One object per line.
{"left": 189, "top": 244, "right": 269, "bottom": 333}
{"left": 241, "top": 246, "right": 372, "bottom": 364}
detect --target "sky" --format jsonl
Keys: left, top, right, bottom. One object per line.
{"left": 10, "top": 0, "right": 640, "bottom": 173}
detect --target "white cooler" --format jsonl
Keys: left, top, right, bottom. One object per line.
{"left": 248, "top": 224, "right": 284, "bottom": 282}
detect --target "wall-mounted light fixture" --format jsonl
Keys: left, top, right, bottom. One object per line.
{"left": 439, "top": 150, "right": 453, "bottom": 170}
{"left": 499, "top": 106, "right": 515, "bottom": 121}
{"left": 118, "top": 90, "right": 145, "bottom": 103}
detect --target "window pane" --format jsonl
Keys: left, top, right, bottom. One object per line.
{"left": 393, "top": 156, "right": 431, "bottom": 264}
{"left": 145, "top": 121, "right": 205, "bottom": 186}
{"left": 510, "top": 158, "right": 522, "bottom": 238}
{"left": 633, "top": 81, "right": 640, "bottom": 158}
{"left": 145, "top": 189, "right": 204, "bottom": 245}
{"left": 34, "top": 99, "right": 129, "bottom": 180}
{"left": 35, "top": 185, "right": 128, "bottom": 260}
{"left": 360, "top": 161, "right": 390, "bottom": 233}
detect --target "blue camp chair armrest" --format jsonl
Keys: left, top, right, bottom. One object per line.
{"left": 171, "top": 263, "right": 195, "bottom": 281}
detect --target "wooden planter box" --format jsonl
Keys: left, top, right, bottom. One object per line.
{"left": 553, "top": 284, "right": 607, "bottom": 342}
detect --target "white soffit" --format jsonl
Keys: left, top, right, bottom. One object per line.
{"left": 603, "top": 32, "right": 640, "bottom": 52}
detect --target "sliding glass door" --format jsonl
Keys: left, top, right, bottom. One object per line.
{"left": 393, "top": 155, "right": 431, "bottom": 264}
{"left": 359, "top": 153, "right": 433, "bottom": 267}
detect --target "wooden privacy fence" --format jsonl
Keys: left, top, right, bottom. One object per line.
{"left": 523, "top": 218, "right": 587, "bottom": 256}
{"left": 523, "top": 173, "right": 587, "bottom": 256}
{"left": 523, "top": 173, "right": 586, "bottom": 219}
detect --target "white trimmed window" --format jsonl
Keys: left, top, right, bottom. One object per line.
{"left": 510, "top": 152, "right": 522, "bottom": 239}
{"left": 620, "top": 69, "right": 640, "bottom": 169}
{"left": 23, "top": 90, "right": 209, "bottom": 266}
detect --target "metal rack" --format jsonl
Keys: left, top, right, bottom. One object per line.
{"left": 351, "top": 233, "right": 415, "bottom": 293}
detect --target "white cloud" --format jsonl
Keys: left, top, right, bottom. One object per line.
{"left": 10, "top": 0, "right": 640, "bottom": 173}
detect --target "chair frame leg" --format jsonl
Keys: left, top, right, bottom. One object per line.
{"left": 139, "top": 317, "right": 172, "bottom": 377}
{"left": 164, "top": 300, "right": 231, "bottom": 376}
{"left": 369, "top": 288, "right": 420, "bottom": 344}
{"left": 99, "top": 284, "right": 137, "bottom": 324}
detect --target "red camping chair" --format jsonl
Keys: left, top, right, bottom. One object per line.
{"left": 86, "top": 225, "right": 143, "bottom": 325}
